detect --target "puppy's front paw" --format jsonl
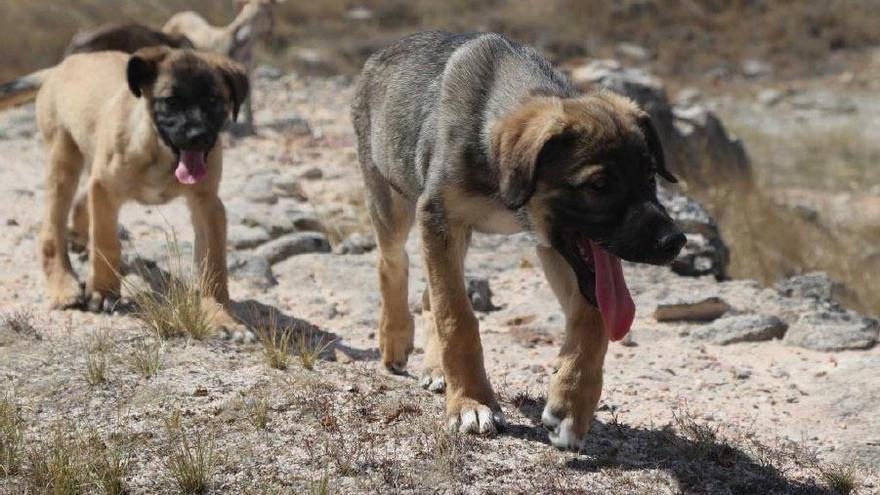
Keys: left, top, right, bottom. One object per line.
{"left": 541, "top": 404, "right": 590, "bottom": 451}
{"left": 380, "top": 331, "right": 413, "bottom": 374}
{"left": 446, "top": 398, "right": 505, "bottom": 436}
{"left": 86, "top": 291, "right": 128, "bottom": 314}
{"left": 419, "top": 367, "right": 446, "bottom": 393}
{"left": 48, "top": 275, "right": 84, "bottom": 310}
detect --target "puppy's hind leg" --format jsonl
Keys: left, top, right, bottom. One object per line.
{"left": 40, "top": 132, "right": 85, "bottom": 309}
{"left": 537, "top": 246, "right": 609, "bottom": 451}
{"left": 69, "top": 191, "right": 89, "bottom": 254}
{"left": 365, "top": 177, "right": 416, "bottom": 374}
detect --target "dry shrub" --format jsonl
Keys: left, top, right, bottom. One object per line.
{"left": 125, "top": 233, "right": 219, "bottom": 341}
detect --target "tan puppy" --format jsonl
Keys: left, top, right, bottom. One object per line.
{"left": 35, "top": 48, "right": 248, "bottom": 321}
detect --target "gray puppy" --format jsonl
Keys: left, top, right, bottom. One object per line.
{"left": 352, "top": 32, "right": 684, "bottom": 450}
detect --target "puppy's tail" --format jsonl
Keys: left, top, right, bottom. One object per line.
{"left": 0, "top": 68, "right": 53, "bottom": 111}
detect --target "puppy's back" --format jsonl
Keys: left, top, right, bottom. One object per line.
{"left": 352, "top": 32, "right": 571, "bottom": 196}
{"left": 37, "top": 52, "right": 134, "bottom": 156}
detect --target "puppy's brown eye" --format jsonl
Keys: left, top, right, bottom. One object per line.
{"left": 586, "top": 173, "right": 611, "bottom": 192}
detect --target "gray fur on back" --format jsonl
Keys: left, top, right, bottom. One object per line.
{"left": 352, "top": 32, "right": 576, "bottom": 202}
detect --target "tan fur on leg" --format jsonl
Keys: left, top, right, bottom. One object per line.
{"left": 419, "top": 198, "right": 503, "bottom": 434}
{"left": 40, "top": 134, "right": 84, "bottom": 309}
{"left": 538, "top": 246, "right": 609, "bottom": 451}
{"left": 85, "top": 179, "right": 123, "bottom": 311}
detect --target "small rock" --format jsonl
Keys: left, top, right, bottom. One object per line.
{"left": 272, "top": 177, "right": 308, "bottom": 201}
{"left": 336, "top": 232, "right": 377, "bottom": 255}
{"left": 255, "top": 232, "right": 331, "bottom": 264}
{"left": 228, "top": 224, "right": 271, "bottom": 250}
{"left": 654, "top": 296, "right": 731, "bottom": 322}
{"left": 6, "top": 218, "right": 18, "bottom": 226}
{"left": 691, "top": 314, "right": 787, "bottom": 345}
{"left": 757, "top": 89, "right": 784, "bottom": 106}
{"left": 732, "top": 367, "right": 752, "bottom": 380}
{"left": 615, "top": 42, "right": 650, "bottom": 62}
{"left": 742, "top": 59, "right": 772, "bottom": 78}
{"left": 228, "top": 254, "right": 277, "bottom": 289}
{"left": 333, "top": 348, "right": 354, "bottom": 364}
{"left": 324, "top": 303, "right": 339, "bottom": 319}
{"left": 467, "top": 277, "right": 498, "bottom": 312}
{"left": 263, "top": 115, "right": 312, "bottom": 136}
{"left": 300, "top": 167, "right": 323, "bottom": 180}
{"left": 784, "top": 310, "right": 878, "bottom": 352}
{"left": 290, "top": 213, "right": 324, "bottom": 233}
{"left": 253, "top": 65, "right": 284, "bottom": 80}
{"left": 242, "top": 175, "right": 278, "bottom": 205}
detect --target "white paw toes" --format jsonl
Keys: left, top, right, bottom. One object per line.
{"left": 447, "top": 406, "right": 505, "bottom": 435}
{"left": 419, "top": 373, "right": 446, "bottom": 393}
{"left": 542, "top": 406, "right": 587, "bottom": 451}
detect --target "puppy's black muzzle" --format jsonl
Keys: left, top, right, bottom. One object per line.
{"left": 154, "top": 105, "right": 222, "bottom": 153}
{"left": 603, "top": 201, "right": 685, "bottom": 265}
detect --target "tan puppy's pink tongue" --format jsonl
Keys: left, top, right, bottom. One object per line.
{"left": 590, "top": 240, "right": 635, "bottom": 341}
{"left": 175, "top": 150, "right": 207, "bottom": 185}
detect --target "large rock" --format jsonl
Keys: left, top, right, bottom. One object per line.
{"left": 691, "top": 314, "right": 787, "bottom": 345}
{"left": 776, "top": 272, "right": 846, "bottom": 303}
{"left": 567, "top": 59, "right": 751, "bottom": 187}
{"left": 255, "top": 232, "right": 331, "bottom": 264}
{"left": 784, "top": 310, "right": 878, "bottom": 352}
{"left": 657, "top": 185, "right": 729, "bottom": 279}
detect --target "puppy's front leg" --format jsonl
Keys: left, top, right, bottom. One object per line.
{"left": 418, "top": 197, "right": 504, "bottom": 435}
{"left": 86, "top": 180, "right": 123, "bottom": 312}
{"left": 537, "top": 246, "right": 609, "bottom": 451}
{"left": 187, "top": 192, "right": 240, "bottom": 331}
{"left": 187, "top": 192, "right": 229, "bottom": 305}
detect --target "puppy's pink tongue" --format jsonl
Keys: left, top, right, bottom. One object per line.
{"left": 175, "top": 150, "right": 207, "bottom": 185}
{"left": 590, "top": 241, "right": 635, "bottom": 342}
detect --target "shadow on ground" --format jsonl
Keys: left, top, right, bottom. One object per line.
{"left": 508, "top": 396, "right": 829, "bottom": 494}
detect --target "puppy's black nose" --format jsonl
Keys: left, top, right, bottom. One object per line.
{"left": 657, "top": 231, "right": 687, "bottom": 254}
{"left": 184, "top": 127, "right": 212, "bottom": 149}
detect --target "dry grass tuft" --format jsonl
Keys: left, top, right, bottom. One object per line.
{"left": 296, "top": 330, "right": 332, "bottom": 371}
{"left": 0, "top": 309, "right": 41, "bottom": 341}
{"left": 88, "top": 437, "right": 131, "bottom": 495}
{"left": 669, "top": 408, "right": 735, "bottom": 465}
{"left": 0, "top": 391, "right": 25, "bottom": 476}
{"left": 125, "top": 234, "right": 218, "bottom": 341}
{"left": 245, "top": 395, "right": 270, "bottom": 431}
{"left": 254, "top": 312, "right": 294, "bottom": 371}
{"left": 818, "top": 462, "right": 860, "bottom": 495}
{"left": 26, "top": 429, "right": 91, "bottom": 494}
{"left": 165, "top": 425, "right": 218, "bottom": 495}
{"left": 308, "top": 473, "right": 332, "bottom": 495}
{"left": 128, "top": 336, "right": 163, "bottom": 379}
{"left": 84, "top": 349, "right": 108, "bottom": 387}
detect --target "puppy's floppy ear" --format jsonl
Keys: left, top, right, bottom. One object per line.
{"left": 201, "top": 53, "right": 250, "bottom": 122}
{"left": 127, "top": 46, "right": 169, "bottom": 98}
{"left": 492, "top": 97, "right": 566, "bottom": 209}
{"left": 637, "top": 112, "right": 677, "bottom": 183}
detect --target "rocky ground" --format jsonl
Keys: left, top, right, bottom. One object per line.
{"left": 0, "top": 68, "right": 878, "bottom": 494}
